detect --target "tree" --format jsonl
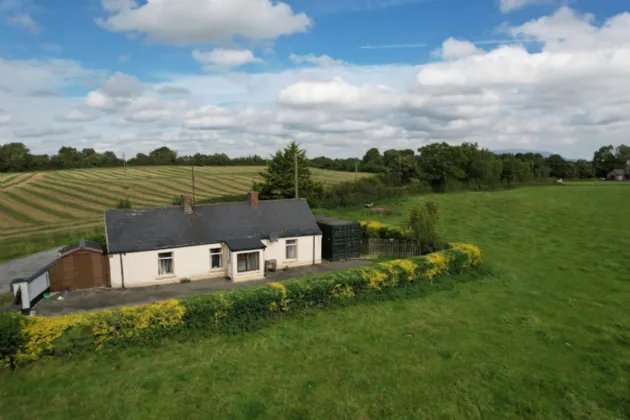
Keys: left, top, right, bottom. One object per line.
{"left": 254, "top": 141, "right": 324, "bottom": 201}
{"left": 362, "top": 147, "right": 383, "bottom": 166}
{"left": 0, "top": 143, "right": 31, "bottom": 172}
{"left": 574, "top": 160, "right": 594, "bottom": 179}
{"left": 592, "top": 145, "right": 619, "bottom": 178}
{"left": 148, "top": 147, "right": 177, "bottom": 165}
{"left": 417, "top": 143, "right": 466, "bottom": 191}
{"left": 404, "top": 201, "right": 445, "bottom": 255}
{"left": 547, "top": 154, "right": 572, "bottom": 179}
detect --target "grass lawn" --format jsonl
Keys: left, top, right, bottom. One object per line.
{"left": 1, "top": 184, "right": 629, "bottom": 419}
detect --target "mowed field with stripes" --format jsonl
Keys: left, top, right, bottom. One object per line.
{"left": 0, "top": 166, "right": 369, "bottom": 244}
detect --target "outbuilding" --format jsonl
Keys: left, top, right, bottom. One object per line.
{"left": 316, "top": 216, "right": 361, "bottom": 261}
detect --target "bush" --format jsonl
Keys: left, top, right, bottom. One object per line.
{"left": 0, "top": 311, "right": 26, "bottom": 369}
{"left": 116, "top": 198, "right": 132, "bottom": 209}
{"left": 405, "top": 201, "right": 447, "bottom": 254}
{"left": 0, "top": 244, "right": 482, "bottom": 368}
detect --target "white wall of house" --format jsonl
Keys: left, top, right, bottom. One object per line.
{"left": 109, "top": 235, "right": 322, "bottom": 288}
{"left": 262, "top": 235, "right": 322, "bottom": 268}
{"left": 109, "top": 243, "right": 226, "bottom": 288}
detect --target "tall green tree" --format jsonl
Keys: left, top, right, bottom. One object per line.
{"left": 592, "top": 145, "right": 619, "bottom": 178}
{"left": 254, "top": 141, "right": 324, "bottom": 201}
{"left": 417, "top": 142, "right": 466, "bottom": 191}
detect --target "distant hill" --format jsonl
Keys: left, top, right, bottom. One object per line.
{"left": 492, "top": 149, "right": 554, "bottom": 157}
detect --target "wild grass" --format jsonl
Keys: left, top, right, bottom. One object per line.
{"left": 1, "top": 184, "right": 629, "bottom": 419}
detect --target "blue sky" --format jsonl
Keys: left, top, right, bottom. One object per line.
{"left": 1, "top": 0, "right": 629, "bottom": 159}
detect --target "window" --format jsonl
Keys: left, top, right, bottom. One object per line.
{"left": 158, "top": 252, "right": 173, "bottom": 276}
{"left": 237, "top": 252, "right": 259, "bottom": 273}
{"left": 210, "top": 247, "right": 223, "bottom": 269}
{"left": 286, "top": 239, "right": 297, "bottom": 260}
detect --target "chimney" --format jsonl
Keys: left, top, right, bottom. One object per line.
{"left": 181, "top": 193, "right": 193, "bottom": 214}
{"left": 248, "top": 191, "right": 259, "bottom": 207}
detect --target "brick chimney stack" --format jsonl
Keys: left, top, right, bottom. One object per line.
{"left": 248, "top": 191, "right": 259, "bottom": 208}
{"left": 181, "top": 193, "right": 193, "bottom": 214}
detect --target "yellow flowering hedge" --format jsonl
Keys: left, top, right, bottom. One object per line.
{"left": 1, "top": 243, "right": 482, "bottom": 368}
{"left": 360, "top": 221, "right": 410, "bottom": 240}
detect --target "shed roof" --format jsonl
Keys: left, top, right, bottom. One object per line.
{"left": 315, "top": 216, "right": 359, "bottom": 226}
{"left": 105, "top": 199, "right": 321, "bottom": 254}
{"left": 59, "top": 239, "right": 103, "bottom": 255}
{"left": 609, "top": 169, "right": 626, "bottom": 176}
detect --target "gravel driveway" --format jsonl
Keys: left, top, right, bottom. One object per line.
{"left": 0, "top": 248, "right": 61, "bottom": 292}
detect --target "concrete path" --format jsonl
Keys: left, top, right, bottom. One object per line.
{"left": 33, "top": 259, "right": 372, "bottom": 317}
{"left": 0, "top": 248, "right": 61, "bottom": 292}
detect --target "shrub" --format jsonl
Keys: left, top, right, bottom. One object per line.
{"left": 116, "top": 198, "right": 132, "bottom": 209}
{"left": 0, "top": 244, "right": 482, "bottom": 368}
{"left": 404, "top": 201, "right": 447, "bottom": 254}
{"left": 0, "top": 311, "right": 26, "bottom": 369}
{"left": 360, "top": 221, "right": 409, "bottom": 240}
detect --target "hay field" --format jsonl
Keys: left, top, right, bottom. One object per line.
{"left": 0, "top": 166, "right": 368, "bottom": 244}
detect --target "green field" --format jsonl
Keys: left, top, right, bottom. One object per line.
{"left": 0, "top": 166, "right": 368, "bottom": 260}
{"left": 1, "top": 184, "right": 629, "bottom": 419}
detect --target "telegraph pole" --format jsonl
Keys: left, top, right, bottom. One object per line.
{"left": 192, "top": 165, "right": 196, "bottom": 205}
{"left": 123, "top": 152, "right": 127, "bottom": 193}
{"left": 294, "top": 152, "right": 299, "bottom": 199}
{"left": 355, "top": 161, "right": 358, "bottom": 183}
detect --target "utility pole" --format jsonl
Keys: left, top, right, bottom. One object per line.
{"left": 355, "top": 161, "right": 358, "bottom": 183}
{"left": 399, "top": 156, "right": 402, "bottom": 186}
{"left": 294, "top": 152, "right": 299, "bottom": 199}
{"left": 123, "top": 152, "right": 127, "bottom": 196}
{"left": 192, "top": 164, "right": 196, "bottom": 205}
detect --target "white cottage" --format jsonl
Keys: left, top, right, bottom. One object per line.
{"left": 105, "top": 192, "right": 322, "bottom": 288}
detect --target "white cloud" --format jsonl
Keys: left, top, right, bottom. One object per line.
{"left": 13, "top": 127, "right": 74, "bottom": 138}
{"left": 3, "top": 7, "right": 630, "bottom": 160}
{"left": 192, "top": 48, "right": 261, "bottom": 71}
{"left": 0, "top": 114, "right": 12, "bottom": 126}
{"left": 156, "top": 85, "right": 190, "bottom": 95}
{"left": 432, "top": 38, "right": 483, "bottom": 60}
{"left": 118, "top": 54, "right": 130, "bottom": 62}
{"left": 97, "top": 0, "right": 311, "bottom": 45}
{"left": 5, "top": 12, "right": 40, "bottom": 34}
{"left": 289, "top": 53, "right": 346, "bottom": 68}
{"left": 499, "top": 0, "right": 553, "bottom": 13}
{"left": 57, "top": 107, "right": 100, "bottom": 122}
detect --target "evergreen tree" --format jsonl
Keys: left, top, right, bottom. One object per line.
{"left": 254, "top": 141, "right": 324, "bottom": 201}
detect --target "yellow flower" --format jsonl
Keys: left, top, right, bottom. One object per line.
{"left": 269, "top": 282, "right": 289, "bottom": 312}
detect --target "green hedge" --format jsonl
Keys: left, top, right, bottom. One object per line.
{"left": 1, "top": 243, "right": 482, "bottom": 369}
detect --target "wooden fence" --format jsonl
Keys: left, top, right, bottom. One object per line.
{"left": 361, "top": 238, "right": 419, "bottom": 258}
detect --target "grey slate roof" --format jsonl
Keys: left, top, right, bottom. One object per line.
{"left": 609, "top": 169, "right": 626, "bottom": 176}
{"left": 105, "top": 199, "right": 322, "bottom": 254}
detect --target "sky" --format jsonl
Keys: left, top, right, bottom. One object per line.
{"left": 0, "top": 0, "right": 629, "bottom": 160}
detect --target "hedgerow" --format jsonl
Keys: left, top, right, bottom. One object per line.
{"left": 0, "top": 243, "right": 482, "bottom": 369}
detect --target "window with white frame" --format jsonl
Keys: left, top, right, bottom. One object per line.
{"left": 210, "top": 247, "right": 223, "bottom": 269}
{"left": 286, "top": 239, "right": 297, "bottom": 260}
{"left": 237, "top": 252, "right": 259, "bottom": 273}
{"left": 158, "top": 252, "right": 174, "bottom": 275}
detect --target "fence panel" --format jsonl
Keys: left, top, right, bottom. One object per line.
{"left": 362, "top": 238, "right": 419, "bottom": 258}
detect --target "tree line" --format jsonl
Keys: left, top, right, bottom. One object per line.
{"left": 311, "top": 143, "right": 630, "bottom": 187}
{"left": 0, "top": 143, "right": 265, "bottom": 173}
{"left": 1, "top": 141, "right": 628, "bottom": 184}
